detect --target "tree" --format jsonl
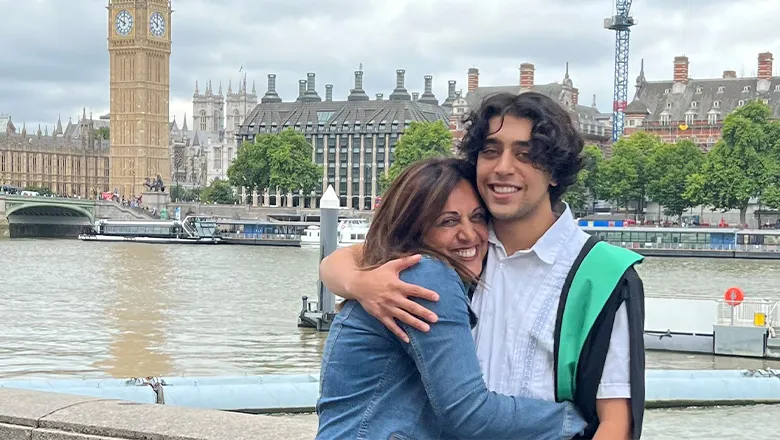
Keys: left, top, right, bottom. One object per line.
{"left": 201, "top": 179, "right": 236, "bottom": 204}
{"left": 380, "top": 121, "right": 453, "bottom": 190}
{"left": 646, "top": 140, "right": 704, "bottom": 220}
{"left": 96, "top": 126, "right": 109, "bottom": 140}
{"left": 684, "top": 100, "right": 777, "bottom": 224}
{"left": 597, "top": 131, "right": 660, "bottom": 213}
{"left": 227, "top": 129, "right": 322, "bottom": 200}
{"left": 23, "top": 185, "right": 52, "bottom": 196}
{"left": 564, "top": 144, "right": 603, "bottom": 215}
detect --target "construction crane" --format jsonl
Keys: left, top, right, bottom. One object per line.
{"left": 604, "top": 0, "right": 637, "bottom": 142}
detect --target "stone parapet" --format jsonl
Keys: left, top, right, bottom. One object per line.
{"left": 0, "top": 387, "right": 313, "bottom": 440}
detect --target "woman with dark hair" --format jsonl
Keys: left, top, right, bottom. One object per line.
{"left": 316, "top": 157, "right": 586, "bottom": 440}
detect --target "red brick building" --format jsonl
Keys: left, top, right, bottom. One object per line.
{"left": 444, "top": 64, "right": 612, "bottom": 148}
{"left": 623, "top": 52, "right": 780, "bottom": 149}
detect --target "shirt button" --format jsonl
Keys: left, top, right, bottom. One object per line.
{"left": 499, "top": 263, "right": 505, "bottom": 269}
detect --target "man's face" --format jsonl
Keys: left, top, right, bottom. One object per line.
{"left": 475, "top": 115, "right": 554, "bottom": 222}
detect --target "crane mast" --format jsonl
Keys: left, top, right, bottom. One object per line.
{"left": 604, "top": 0, "right": 636, "bottom": 142}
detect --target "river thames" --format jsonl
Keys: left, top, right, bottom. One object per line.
{"left": 2, "top": 238, "right": 780, "bottom": 439}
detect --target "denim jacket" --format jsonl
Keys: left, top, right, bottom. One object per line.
{"left": 316, "top": 257, "right": 586, "bottom": 440}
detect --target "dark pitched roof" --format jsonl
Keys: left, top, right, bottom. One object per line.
{"left": 238, "top": 99, "right": 449, "bottom": 137}
{"left": 635, "top": 77, "right": 780, "bottom": 122}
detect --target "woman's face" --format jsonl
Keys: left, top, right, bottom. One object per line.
{"left": 425, "top": 179, "right": 489, "bottom": 277}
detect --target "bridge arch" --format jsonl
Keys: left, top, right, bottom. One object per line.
{"left": 5, "top": 203, "right": 95, "bottom": 222}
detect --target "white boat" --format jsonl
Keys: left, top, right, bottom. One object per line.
{"left": 78, "top": 216, "right": 221, "bottom": 244}
{"left": 300, "top": 218, "right": 369, "bottom": 247}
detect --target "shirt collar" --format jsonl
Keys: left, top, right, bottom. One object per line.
{"left": 488, "top": 203, "right": 578, "bottom": 265}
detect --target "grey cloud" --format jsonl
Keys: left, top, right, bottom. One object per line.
{"left": 0, "top": 0, "right": 776, "bottom": 128}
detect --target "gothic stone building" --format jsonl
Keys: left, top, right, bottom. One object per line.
{"left": 623, "top": 52, "right": 780, "bottom": 149}
{"left": 0, "top": 112, "right": 110, "bottom": 196}
{"left": 450, "top": 63, "right": 612, "bottom": 149}
{"left": 236, "top": 70, "right": 450, "bottom": 210}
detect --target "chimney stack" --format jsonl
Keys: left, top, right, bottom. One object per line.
{"left": 261, "top": 74, "right": 282, "bottom": 103}
{"left": 758, "top": 52, "right": 773, "bottom": 80}
{"left": 307, "top": 73, "right": 316, "bottom": 93}
{"left": 467, "top": 68, "right": 479, "bottom": 92}
{"left": 376, "top": 93, "right": 383, "bottom": 100}
{"left": 412, "top": 92, "right": 419, "bottom": 101}
{"left": 325, "top": 84, "right": 333, "bottom": 101}
{"left": 673, "top": 56, "right": 689, "bottom": 84}
{"left": 448, "top": 80, "right": 456, "bottom": 98}
{"left": 297, "top": 79, "right": 307, "bottom": 101}
{"left": 389, "top": 69, "right": 411, "bottom": 100}
{"left": 520, "top": 63, "right": 535, "bottom": 90}
{"left": 419, "top": 75, "right": 439, "bottom": 105}
{"left": 347, "top": 70, "right": 369, "bottom": 101}
{"left": 723, "top": 70, "right": 737, "bottom": 79}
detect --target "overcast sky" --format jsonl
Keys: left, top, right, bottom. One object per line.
{"left": 1, "top": 0, "right": 779, "bottom": 131}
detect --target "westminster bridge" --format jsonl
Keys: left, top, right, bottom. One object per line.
{"left": 0, "top": 194, "right": 373, "bottom": 237}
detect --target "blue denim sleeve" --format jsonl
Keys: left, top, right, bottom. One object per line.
{"left": 399, "top": 258, "right": 587, "bottom": 440}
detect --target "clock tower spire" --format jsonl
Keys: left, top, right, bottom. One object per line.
{"left": 107, "top": 0, "right": 172, "bottom": 198}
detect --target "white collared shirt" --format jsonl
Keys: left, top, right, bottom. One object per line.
{"left": 471, "top": 205, "right": 631, "bottom": 401}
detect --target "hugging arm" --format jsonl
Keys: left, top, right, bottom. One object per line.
{"left": 400, "top": 261, "right": 586, "bottom": 440}
{"left": 319, "top": 244, "right": 440, "bottom": 342}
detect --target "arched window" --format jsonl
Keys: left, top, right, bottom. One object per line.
{"left": 213, "top": 111, "right": 220, "bottom": 132}
{"left": 199, "top": 110, "right": 206, "bottom": 131}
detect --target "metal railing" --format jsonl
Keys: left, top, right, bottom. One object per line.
{"left": 716, "top": 298, "right": 780, "bottom": 328}
{"left": 614, "top": 241, "right": 780, "bottom": 253}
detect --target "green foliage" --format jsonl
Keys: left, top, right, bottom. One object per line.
{"left": 380, "top": 121, "right": 453, "bottom": 191}
{"left": 227, "top": 129, "right": 322, "bottom": 195}
{"left": 683, "top": 100, "right": 780, "bottom": 224}
{"left": 96, "top": 126, "right": 109, "bottom": 140}
{"left": 171, "top": 185, "right": 201, "bottom": 202}
{"left": 597, "top": 131, "right": 660, "bottom": 209}
{"left": 201, "top": 178, "right": 236, "bottom": 204}
{"left": 564, "top": 144, "right": 603, "bottom": 214}
{"left": 646, "top": 140, "right": 704, "bottom": 219}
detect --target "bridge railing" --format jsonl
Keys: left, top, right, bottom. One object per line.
{"left": 716, "top": 299, "right": 780, "bottom": 328}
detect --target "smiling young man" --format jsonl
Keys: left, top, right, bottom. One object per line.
{"left": 319, "top": 92, "right": 646, "bottom": 439}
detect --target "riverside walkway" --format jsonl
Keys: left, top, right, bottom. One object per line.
{"left": 0, "top": 387, "right": 311, "bottom": 440}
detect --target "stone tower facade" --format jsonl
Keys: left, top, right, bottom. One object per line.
{"left": 192, "top": 80, "right": 224, "bottom": 133}
{"left": 107, "top": 0, "right": 172, "bottom": 198}
{"left": 225, "top": 76, "right": 257, "bottom": 145}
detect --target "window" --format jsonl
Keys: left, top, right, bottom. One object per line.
{"left": 713, "top": 100, "right": 720, "bottom": 108}
{"left": 666, "top": 102, "right": 672, "bottom": 108}
{"left": 695, "top": 87, "right": 702, "bottom": 94}
{"left": 691, "top": 101, "right": 697, "bottom": 108}
{"left": 685, "top": 113, "right": 695, "bottom": 125}
{"left": 628, "top": 119, "right": 636, "bottom": 127}
{"left": 775, "top": 85, "right": 780, "bottom": 92}
{"left": 738, "top": 100, "right": 745, "bottom": 106}
{"left": 763, "top": 99, "right": 770, "bottom": 105}
{"left": 213, "top": 147, "right": 222, "bottom": 169}
{"left": 717, "top": 86, "right": 725, "bottom": 93}
{"left": 664, "top": 89, "right": 670, "bottom": 94}
{"left": 742, "top": 85, "right": 750, "bottom": 93}
{"left": 660, "top": 114, "right": 671, "bottom": 125}
{"left": 199, "top": 110, "right": 206, "bottom": 131}
{"left": 708, "top": 113, "right": 718, "bottom": 125}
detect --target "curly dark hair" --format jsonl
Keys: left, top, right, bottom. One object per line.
{"left": 458, "top": 92, "right": 584, "bottom": 205}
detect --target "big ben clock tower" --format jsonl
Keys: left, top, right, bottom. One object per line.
{"left": 107, "top": 0, "right": 172, "bottom": 198}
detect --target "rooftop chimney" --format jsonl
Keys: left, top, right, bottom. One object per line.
{"left": 301, "top": 73, "right": 321, "bottom": 102}
{"left": 389, "top": 69, "right": 411, "bottom": 100}
{"left": 758, "top": 52, "right": 773, "bottom": 80}
{"left": 325, "top": 84, "right": 333, "bottom": 101}
{"left": 261, "top": 74, "right": 282, "bottom": 103}
{"left": 673, "top": 56, "right": 689, "bottom": 84}
{"left": 442, "top": 80, "right": 457, "bottom": 109}
{"left": 723, "top": 70, "right": 737, "bottom": 79}
{"left": 412, "top": 92, "right": 419, "bottom": 101}
{"left": 418, "top": 75, "right": 439, "bottom": 105}
{"left": 467, "top": 68, "right": 479, "bottom": 93}
{"left": 347, "top": 70, "right": 370, "bottom": 101}
{"left": 296, "top": 79, "right": 307, "bottom": 101}
{"left": 520, "top": 63, "right": 535, "bottom": 90}
{"left": 376, "top": 93, "right": 383, "bottom": 100}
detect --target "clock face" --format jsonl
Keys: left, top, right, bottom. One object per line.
{"left": 150, "top": 12, "right": 166, "bottom": 37}
{"left": 115, "top": 10, "right": 133, "bottom": 36}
